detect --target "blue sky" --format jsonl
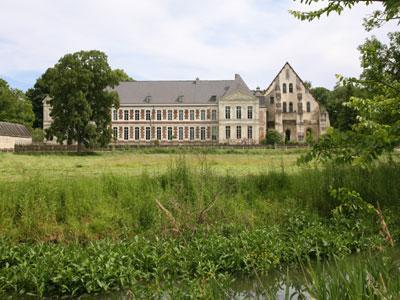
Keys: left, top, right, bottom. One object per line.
{"left": 0, "top": 0, "right": 397, "bottom": 91}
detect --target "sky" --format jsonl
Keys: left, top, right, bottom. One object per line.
{"left": 0, "top": 0, "right": 397, "bottom": 91}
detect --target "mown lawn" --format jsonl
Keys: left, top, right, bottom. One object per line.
{"left": 0, "top": 148, "right": 305, "bottom": 180}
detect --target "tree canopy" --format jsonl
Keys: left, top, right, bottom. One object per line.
{"left": 290, "top": 0, "right": 400, "bottom": 31}
{"left": 45, "top": 50, "right": 120, "bottom": 151}
{"left": 303, "top": 32, "right": 400, "bottom": 164}
{"left": 0, "top": 78, "right": 34, "bottom": 128}
{"left": 27, "top": 67, "right": 131, "bottom": 129}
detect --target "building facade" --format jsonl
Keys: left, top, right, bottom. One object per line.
{"left": 43, "top": 63, "right": 329, "bottom": 144}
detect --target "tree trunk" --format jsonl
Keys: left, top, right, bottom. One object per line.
{"left": 77, "top": 142, "right": 82, "bottom": 153}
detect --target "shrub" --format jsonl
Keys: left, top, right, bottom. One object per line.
{"left": 32, "top": 128, "right": 45, "bottom": 143}
{"left": 263, "top": 130, "right": 282, "bottom": 145}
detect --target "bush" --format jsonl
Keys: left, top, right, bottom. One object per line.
{"left": 31, "top": 128, "right": 45, "bottom": 143}
{"left": 263, "top": 130, "right": 282, "bottom": 145}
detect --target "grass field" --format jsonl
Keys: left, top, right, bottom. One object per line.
{"left": 0, "top": 148, "right": 305, "bottom": 180}
{"left": 0, "top": 149, "right": 399, "bottom": 298}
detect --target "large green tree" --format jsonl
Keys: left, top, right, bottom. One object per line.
{"left": 0, "top": 78, "right": 35, "bottom": 127}
{"left": 303, "top": 32, "right": 400, "bottom": 164}
{"left": 290, "top": 0, "right": 400, "bottom": 31}
{"left": 45, "top": 50, "right": 120, "bottom": 151}
{"left": 312, "top": 84, "right": 367, "bottom": 131}
{"left": 27, "top": 67, "right": 130, "bottom": 129}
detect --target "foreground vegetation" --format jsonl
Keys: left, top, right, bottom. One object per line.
{"left": 0, "top": 151, "right": 399, "bottom": 297}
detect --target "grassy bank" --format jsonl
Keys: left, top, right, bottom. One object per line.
{"left": 0, "top": 153, "right": 399, "bottom": 297}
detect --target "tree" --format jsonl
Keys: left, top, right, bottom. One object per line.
{"left": 46, "top": 50, "right": 120, "bottom": 152}
{"left": 302, "top": 32, "right": 400, "bottom": 164}
{"left": 0, "top": 78, "right": 35, "bottom": 127}
{"left": 114, "top": 69, "right": 134, "bottom": 82}
{"left": 312, "top": 85, "right": 366, "bottom": 131}
{"left": 290, "top": 0, "right": 400, "bottom": 31}
{"left": 27, "top": 67, "right": 131, "bottom": 129}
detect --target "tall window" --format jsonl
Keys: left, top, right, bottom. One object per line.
{"left": 247, "top": 106, "right": 253, "bottom": 119}
{"left": 212, "top": 126, "right": 218, "bottom": 141}
{"left": 225, "top": 126, "right": 231, "bottom": 139}
{"left": 168, "top": 127, "right": 173, "bottom": 140}
{"left": 282, "top": 83, "right": 287, "bottom": 93}
{"left": 289, "top": 102, "right": 293, "bottom": 113}
{"left": 124, "top": 127, "right": 129, "bottom": 140}
{"left": 200, "top": 110, "right": 205, "bottom": 120}
{"left": 124, "top": 110, "right": 129, "bottom": 121}
{"left": 113, "top": 127, "right": 118, "bottom": 139}
{"left": 135, "top": 127, "right": 139, "bottom": 140}
{"left": 236, "top": 126, "right": 241, "bottom": 139}
{"left": 145, "top": 127, "right": 151, "bottom": 140}
{"left": 200, "top": 127, "right": 206, "bottom": 140}
{"left": 225, "top": 106, "right": 231, "bottom": 119}
{"left": 135, "top": 110, "right": 140, "bottom": 120}
{"left": 211, "top": 110, "right": 217, "bottom": 121}
{"left": 236, "top": 106, "right": 241, "bottom": 119}
{"left": 248, "top": 126, "right": 253, "bottom": 139}
{"left": 190, "top": 110, "right": 195, "bottom": 120}
{"left": 283, "top": 102, "right": 287, "bottom": 113}
{"left": 157, "top": 127, "right": 161, "bottom": 140}
{"left": 179, "top": 127, "right": 183, "bottom": 140}
{"left": 289, "top": 83, "right": 293, "bottom": 93}
{"left": 307, "top": 102, "right": 311, "bottom": 112}
{"left": 157, "top": 110, "right": 161, "bottom": 120}
{"left": 190, "top": 127, "right": 195, "bottom": 140}
{"left": 179, "top": 110, "right": 184, "bottom": 120}
{"left": 113, "top": 110, "right": 117, "bottom": 121}
{"left": 146, "top": 110, "right": 151, "bottom": 120}
{"left": 168, "top": 110, "right": 172, "bottom": 120}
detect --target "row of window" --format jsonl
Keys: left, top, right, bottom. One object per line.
{"left": 113, "top": 109, "right": 218, "bottom": 122}
{"left": 225, "top": 126, "right": 253, "bottom": 140}
{"left": 282, "top": 102, "right": 312, "bottom": 113}
{"left": 282, "top": 83, "right": 294, "bottom": 93}
{"left": 224, "top": 106, "right": 253, "bottom": 120}
{"left": 114, "top": 126, "right": 218, "bottom": 141}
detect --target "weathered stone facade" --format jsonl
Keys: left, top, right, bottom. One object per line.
{"left": 43, "top": 63, "right": 329, "bottom": 144}
{"left": 260, "top": 63, "right": 330, "bottom": 142}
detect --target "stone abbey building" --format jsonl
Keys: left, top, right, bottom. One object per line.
{"left": 43, "top": 63, "right": 330, "bottom": 144}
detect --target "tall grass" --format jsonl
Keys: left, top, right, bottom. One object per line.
{"left": 0, "top": 157, "right": 399, "bottom": 242}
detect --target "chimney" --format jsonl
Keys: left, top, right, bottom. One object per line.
{"left": 234, "top": 74, "right": 240, "bottom": 80}
{"left": 255, "top": 86, "right": 261, "bottom": 96}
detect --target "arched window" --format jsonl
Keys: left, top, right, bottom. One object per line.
{"left": 283, "top": 102, "right": 287, "bottom": 113}
{"left": 282, "top": 83, "right": 287, "bottom": 93}
{"left": 289, "top": 102, "right": 293, "bottom": 112}
{"left": 306, "top": 102, "right": 311, "bottom": 112}
{"left": 289, "top": 83, "right": 293, "bottom": 93}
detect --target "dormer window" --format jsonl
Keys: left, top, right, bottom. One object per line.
{"left": 144, "top": 96, "right": 151, "bottom": 103}
{"left": 177, "top": 95, "right": 184, "bottom": 103}
{"left": 210, "top": 95, "right": 217, "bottom": 102}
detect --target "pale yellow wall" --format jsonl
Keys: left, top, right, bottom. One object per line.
{"left": 0, "top": 136, "right": 32, "bottom": 150}
{"left": 218, "top": 91, "right": 260, "bottom": 144}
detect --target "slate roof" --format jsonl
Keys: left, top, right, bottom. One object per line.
{"left": 112, "top": 74, "right": 252, "bottom": 105}
{"left": 0, "top": 122, "right": 31, "bottom": 138}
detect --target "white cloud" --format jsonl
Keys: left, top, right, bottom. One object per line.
{"left": 0, "top": 0, "right": 397, "bottom": 90}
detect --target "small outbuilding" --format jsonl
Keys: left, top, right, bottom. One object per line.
{"left": 0, "top": 121, "right": 32, "bottom": 150}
